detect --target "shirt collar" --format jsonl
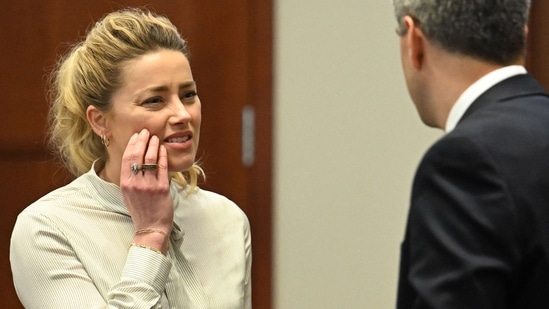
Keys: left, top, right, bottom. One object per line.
{"left": 444, "top": 65, "right": 527, "bottom": 133}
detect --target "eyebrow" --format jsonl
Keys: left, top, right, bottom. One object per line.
{"left": 144, "top": 81, "right": 197, "bottom": 93}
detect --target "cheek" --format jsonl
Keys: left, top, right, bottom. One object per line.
{"left": 134, "top": 114, "right": 166, "bottom": 136}
{"left": 108, "top": 116, "right": 138, "bottom": 145}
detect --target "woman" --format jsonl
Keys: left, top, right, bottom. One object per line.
{"left": 10, "top": 8, "right": 251, "bottom": 308}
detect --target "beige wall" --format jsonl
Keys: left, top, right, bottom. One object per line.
{"left": 273, "top": 1, "right": 442, "bottom": 308}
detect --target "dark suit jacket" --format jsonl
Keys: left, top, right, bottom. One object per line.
{"left": 397, "top": 73, "right": 549, "bottom": 309}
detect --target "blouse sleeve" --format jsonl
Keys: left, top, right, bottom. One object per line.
{"left": 10, "top": 210, "right": 172, "bottom": 309}
{"left": 243, "top": 213, "right": 252, "bottom": 309}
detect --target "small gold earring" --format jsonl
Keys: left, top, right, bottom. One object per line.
{"left": 100, "top": 134, "right": 110, "bottom": 147}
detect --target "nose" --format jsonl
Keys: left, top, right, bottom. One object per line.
{"left": 169, "top": 98, "right": 192, "bottom": 125}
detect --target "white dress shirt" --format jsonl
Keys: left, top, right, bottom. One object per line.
{"left": 10, "top": 163, "right": 252, "bottom": 309}
{"left": 445, "top": 65, "right": 527, "bottom": 133}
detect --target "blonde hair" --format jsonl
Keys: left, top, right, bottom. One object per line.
{"left": 48, "top": 8, "right": 203, "bottom": 188}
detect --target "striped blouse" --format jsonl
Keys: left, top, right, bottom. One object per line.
{"left": 10, "top": 164, "right": 252, "bottom": 308}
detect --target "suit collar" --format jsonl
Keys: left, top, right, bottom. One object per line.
{"left": 458, "top": 73, "right": 548, "bottom": 125}
{"left": 446, "top": 66, "right": 526, "bottom": 132}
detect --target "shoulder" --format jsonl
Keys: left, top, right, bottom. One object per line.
{"left": 177, "top": 187, "right": 249, "bottom": 224}
{"left": 14, "top": 174, "right": 100, "bottom": 230}
{"left": 416, "top": 134, "right": 495, "bottom": 189}
{"left": 19, "top": 177, "right": 82, "bottom": 213}
{"left": 431, "top": 89, "right": 549, "bottom": 159}
{"left": 458, "top": 82, "right": 549, "bottom": 143}
{"left": 415, "top": 95, "right": 549, "bottom": 194}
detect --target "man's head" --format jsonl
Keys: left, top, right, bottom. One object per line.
{"left": 393, "top": 0, "right": 531, "bottom": 128}
{"left": 393, "top": 0, "right": 531, "bottom": 65}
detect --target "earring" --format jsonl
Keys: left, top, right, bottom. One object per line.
{"left": 100, "top": 134, "right": 110, "bottom": 147}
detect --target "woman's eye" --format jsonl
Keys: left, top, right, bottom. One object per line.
{"left": 143, "top": 97, "right": 164, "bottom": 105}
{"left": 186, "top": 91, "right": 198, "bottom": 98}
{"left": 182, "top": 91, "right": 198, "bottom": 99}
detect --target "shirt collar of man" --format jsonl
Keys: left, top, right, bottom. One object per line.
{"left": 445, "top": 65, "right": 527, "bottom": 133}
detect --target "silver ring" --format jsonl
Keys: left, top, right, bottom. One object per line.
{"left": 141, "top": 164, "right": 159, "bottom": 171}
{"left": 131, "top": 163, "right": 140, "bottom": 175}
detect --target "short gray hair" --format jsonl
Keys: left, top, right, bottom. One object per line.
{"left": 392, "top": 0, "right": 531, "bottom": 64}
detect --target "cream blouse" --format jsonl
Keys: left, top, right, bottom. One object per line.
{"left": 10, "top": 164, "right": 252, "bottom": 308}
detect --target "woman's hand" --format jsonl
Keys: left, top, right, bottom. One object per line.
{"left": 120, "top": 129, "right": 172, "bottom": 254}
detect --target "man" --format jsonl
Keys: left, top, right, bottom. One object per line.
{"left": 393, "top": 0, "right": 549, "bottom": 308}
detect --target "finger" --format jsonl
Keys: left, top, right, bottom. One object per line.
{"left": 131, "top": 129, "right": 151, "bottom": 175}
{"left": 132, "top": 129, "right": 150, "bottom": 163}
{"left": 157, "top": 144, "right": 169, "bottom": 184}
{"left": 144, "top": 135, "right": 159, "bottom": 165}
{"left": 142, "top": 135, "right": 160, "bottom": 176}
{"left": 121, "top": 132, "right": 139, "bottom": 178}
{"left": 122, "top": 129, "right": 150, "bottom": 178}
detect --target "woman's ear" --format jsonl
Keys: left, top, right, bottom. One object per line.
{"left": 86, "top": 105, "right": 108, "bottom": 137}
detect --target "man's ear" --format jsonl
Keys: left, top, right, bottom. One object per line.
{"left": 403, "top": 16, "right": 425, "bottom": 70}
{"left": 86, "top": 105, "right": 108, "bottom": 137}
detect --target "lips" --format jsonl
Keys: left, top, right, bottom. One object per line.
{"left": 165, "top": 135, "right": 190, "bottom": 143}
{"left": 164, "top": 131, "right": 193, "bottom": 143}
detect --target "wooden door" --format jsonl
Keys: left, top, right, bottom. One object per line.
{"left": 526, "top": 1, "right": 549, "bottom": 91}
{"left": 0, "top": 1, "right": 272, "bottom": 308}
